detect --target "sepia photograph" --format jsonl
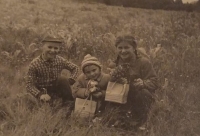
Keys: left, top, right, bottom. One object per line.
{"left": 0, "top": 0, "right": 200, "bottom": 135}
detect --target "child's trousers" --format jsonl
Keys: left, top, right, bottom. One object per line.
{"left": 38, "top": 75, "right": 74, "bottom": 102}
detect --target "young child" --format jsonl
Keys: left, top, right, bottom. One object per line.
{"left": 26, "top": 36, "right": 79, "bottom": 105}
{"left": 73, "top": 54, "right": 110, "bottom": 115}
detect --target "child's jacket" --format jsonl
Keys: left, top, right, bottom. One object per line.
{"left": 26, "top": 55, "right": 79, "bottom": 97}
{"left": 112, "top": 57, "right": 158, "bottom": 93}
{"left": 73, "top": 72, "right": 110, "bottom": 99}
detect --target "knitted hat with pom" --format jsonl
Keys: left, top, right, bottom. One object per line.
{"left": 81, "top": 54, "right": 102, "bottom": 72}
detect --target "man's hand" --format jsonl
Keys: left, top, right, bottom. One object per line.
{"left": 40, "top": 94, "right": 51, "bottom": 102}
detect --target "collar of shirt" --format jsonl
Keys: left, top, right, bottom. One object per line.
{"left": 85, "top": 73, "right": 103, "bottom": 82}
{"left": 40, "top": 54, "right": 56, "bottom": 63}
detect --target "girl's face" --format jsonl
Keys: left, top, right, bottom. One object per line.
{"left": 83, "top": 65, "right": 101, "bottom": 80}
{"left": 116, "top": 41, "right": 136, "bottom": 61}
{"left": 42, "top": 42, "right": 60, "bottom": 60}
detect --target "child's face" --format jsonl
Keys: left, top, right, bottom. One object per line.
{"left": 116, "top": 41, "right": 136, "bottom": 61}
{"left": 83, "top": 65, "right": 101, "bottom": 80}
{"left": 42, "top": 42, "right": 61, "bottom": 60}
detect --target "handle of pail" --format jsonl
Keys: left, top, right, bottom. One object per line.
{"left": 108, "top": 82, "right": 126, "bottom": 94}
{"left": 107, "top": 81, "right": 116, "bottom": 93}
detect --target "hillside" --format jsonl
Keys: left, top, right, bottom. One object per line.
{"left": 0, "top": 0, "right": 200, "bottom": 136}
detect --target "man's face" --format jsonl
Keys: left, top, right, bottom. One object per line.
{"left": 42, "top": 42, "right": 61, "bottom": 60}
{"left": 83, "top": 65, "right": 101, "bottom": 80}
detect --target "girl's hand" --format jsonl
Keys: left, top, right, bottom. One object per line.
{"left": 133, "top": 78, "right": 144, "bottom": 88}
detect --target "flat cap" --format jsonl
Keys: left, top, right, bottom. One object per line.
{"left": 42, "top": 36, "right": 63, "bottom": 43}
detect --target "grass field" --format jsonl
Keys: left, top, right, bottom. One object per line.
{"left": 0, "top": 0, "right": 200, "bottom": 135}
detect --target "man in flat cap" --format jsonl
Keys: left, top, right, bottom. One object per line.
{"left": 26, "top": 36, "right": 79, "bottom": 106}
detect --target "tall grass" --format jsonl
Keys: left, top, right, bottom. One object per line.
{"left": 0, "top": 0, "right": 200, "bottom": 135}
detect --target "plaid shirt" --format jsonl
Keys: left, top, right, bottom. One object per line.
{"left": 26, "top": 55, "right": 79, "bottom": 97}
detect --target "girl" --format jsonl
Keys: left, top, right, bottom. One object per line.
{"left": 106, "top": 35, "right": 159, "bottom": 130}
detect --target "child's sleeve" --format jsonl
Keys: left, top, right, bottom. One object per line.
{"left": 26, "top": 65, "right": 41, "bottom": 98}
{"left": 141, "top": 59, "right": 159, "bottom": 93}
{"left": 72, "top": 76, "right": 88, "bottom": 99}
{"left": 62, "top": 58, "right": 79, "bottom": 82}
{"left": 96, "top": 74, "right": 111, "bottom": 98}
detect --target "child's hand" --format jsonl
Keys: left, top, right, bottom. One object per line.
{"left": 87, "top": 80, "right": 98, "bottom": 93}
{"left": 92, "top": 92, "right": 103, "bottom": 99}
{"left": 84, "top": 90, "right": 90, "bottom": 97}
{"left": 40, "top": 94, "right": 51, "bottom": 102}
{"left": 108, "top": 59, "right": 116, "bottom": 69}
{"left": 69, "top": 78, "right": 76, "bottom": 85}
{"left": 133, "top": 78, "right": 144, "bottom": 89}
{"left": 89, "top": 86, "right": 98, "bottom": 93}
{"left": 88, "top": 80, "right": 98, "bottom": 88}
{"left": 84, "top": 87, "right": 99, "bottom": 97}
{"left": 107, "top": 68, "right": 115, "bottom": 75}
